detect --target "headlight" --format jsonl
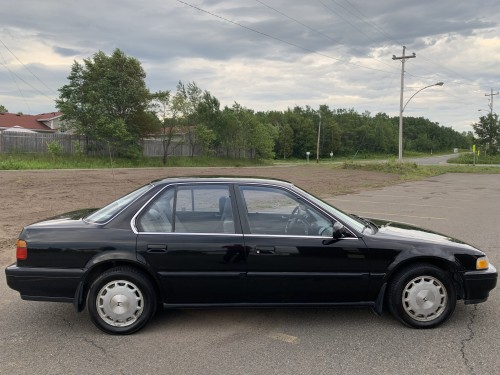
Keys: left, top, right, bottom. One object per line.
{"left": 476, "top": 256, "right": 489, "bottom": 270}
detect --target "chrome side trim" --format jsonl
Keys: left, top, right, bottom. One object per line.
{"left": 242, "top": 234, "right": 360, "bottom": 240}
{"left": 136, "top": 232, "right": 244, "bottom": 237}
{"left": 130, "top": 180, "right": 359, "bottom": 238}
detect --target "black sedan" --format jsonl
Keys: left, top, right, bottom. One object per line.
{"left": 5, "top": 177, "right": 497, "bottom": 334}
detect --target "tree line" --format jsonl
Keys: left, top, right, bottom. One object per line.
{"left": 55, "top": 48, "right": 478, "bottom": 162}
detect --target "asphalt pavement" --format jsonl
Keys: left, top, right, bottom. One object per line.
{"left": 405, "top": 153, "right": 458, "bottom": 165}
{"left": 1, "top": 173, "right": 499, "bottom": 375}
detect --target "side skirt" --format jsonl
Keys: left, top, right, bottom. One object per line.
{"left": 162, "top": 301, "right": 375, "bottom": 309}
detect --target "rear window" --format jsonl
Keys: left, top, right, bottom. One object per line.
{"left": 85, "top": 184, "right": 153, "bottom": 224}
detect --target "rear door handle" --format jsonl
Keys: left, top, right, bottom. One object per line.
{"left": 147, "top": 244, "right": 167, "bottom": 253}
{"left": 255, "top": 246, "right": 275, "bottom": 255}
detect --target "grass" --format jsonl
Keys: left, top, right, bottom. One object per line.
{"left": 447, "top": 153, "right": 500, "bottom": 165}
{"left": 0, "top": 153, "right": 271, "bottom": 170}
{"left": 2, "top": 152, "right": 498, "bottom": 177}
{"left": 273, "top": 151, "right": 457, "bottom": 165}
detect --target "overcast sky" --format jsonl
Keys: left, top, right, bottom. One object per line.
{"left": 1, "top": 0, "right": 499, "bottom": 132}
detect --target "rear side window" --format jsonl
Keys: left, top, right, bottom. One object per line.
{"left": 86, "top": 184, "right": 152, "bottom": 224}
{"left": 137, "top": 184, "right": 235, "bottom": 234}
{"left": 137, "top": 188, "right": 175, "bottom": 232}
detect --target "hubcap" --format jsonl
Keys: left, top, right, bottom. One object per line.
{"left": 402, "top": 276, "right": 447, "bottom": 322}
{"left": 96, "top": 280, "right": 144, "bottom": 327}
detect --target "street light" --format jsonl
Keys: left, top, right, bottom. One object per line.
{"left": 398, "top": 81, "right": 444, "bottom": 160}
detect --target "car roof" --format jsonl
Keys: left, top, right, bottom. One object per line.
{"left": 151, "top": 176, "right": 295, "bottom": 188}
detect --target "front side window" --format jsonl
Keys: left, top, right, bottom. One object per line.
{"left": 137, "top": 184, "right": 235, "bottom": 234}
{"left": 240, "top": 185, "right": 333, "bottom": 236}
{"left": 293, "top": 186, "right": 366, "bottom": 233}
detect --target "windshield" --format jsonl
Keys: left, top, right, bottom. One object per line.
{"left": 294, "top": 186, "right": 367, "bottom": 233}
{"left": 85, "top": 184, "right": 153, "bottom": 224}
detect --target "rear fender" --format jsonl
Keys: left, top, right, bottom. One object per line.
{"left": 73, "top": 250, "right": 160, "bottom": 312}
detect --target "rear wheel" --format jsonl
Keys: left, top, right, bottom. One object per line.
{"left": 388, "top": 264, "right": 456, "bottom": 328}
{"left": 87, "top": 267, "right": 157, "bottom": 334}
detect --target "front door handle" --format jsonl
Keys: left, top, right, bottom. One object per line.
{"left": 255, "top": 246, "right": 275, "bottom": 255}
{"left": 147, "top": 244, "right": 167, "bottom": 253}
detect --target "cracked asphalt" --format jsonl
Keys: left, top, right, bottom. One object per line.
{"left": 1, "top": 173, "right": 499, "bottom": 375}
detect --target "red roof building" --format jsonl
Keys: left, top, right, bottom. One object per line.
{"left": 0, "top": 112, "right": 63, "bottom": 133}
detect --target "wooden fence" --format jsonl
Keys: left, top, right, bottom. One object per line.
{"left": 0, "top": 131, "right": 194, "bottom": 157}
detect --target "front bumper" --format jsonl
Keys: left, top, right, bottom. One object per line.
{"left": 5, "top": 263, "right": 84, "bottom": 303}
{"left": 462, "top": 264, "right": 497, "bottom": 304}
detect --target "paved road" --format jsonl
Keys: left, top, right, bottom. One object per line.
{"left": 406, "top": 153, "right": 500, "bottom": 167}
{"left": 405, "top": 153, "right": 458, "bottom": 165}
{"left": 2, "top": 173, "right": 499, "bottom": 375}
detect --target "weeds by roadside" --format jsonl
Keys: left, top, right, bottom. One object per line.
{"left": 0, "top": 154, "right": 270, "bottom": 170}
{"left": 447, "top": 153, "right": 500, "bottom": 165}
{"left": 342, "top": 161, "right": 500, "bottom": 180}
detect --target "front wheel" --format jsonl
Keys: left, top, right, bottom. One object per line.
{"left": 87, "top": 267, "right": 157, "bottom": 334}
{"left": 388, "top": 264, "right": 456, "bottom": 328}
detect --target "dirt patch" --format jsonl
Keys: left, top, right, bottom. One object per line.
{"left": 0, "top": 165, "right": 399, "bottom": 265}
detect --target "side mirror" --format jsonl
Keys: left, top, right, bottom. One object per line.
{"left": 332, "top": 221, "right": 345, "bottom": 239}
{"left": 323, "top": 222, "right": 345, "bottom": 245}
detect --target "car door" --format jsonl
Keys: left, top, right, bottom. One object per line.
{"left": 237, "top": 184, "right": 374, "bottom": 304}
{"left": 135, "top": 183, "right": 246, "bottom": 304}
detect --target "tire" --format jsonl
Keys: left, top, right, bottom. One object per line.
{"left": 87, "top": 267, "right": 157, "bottom": 335}
{"left": 387, "top": 264, "right": 456, "bottom": 328}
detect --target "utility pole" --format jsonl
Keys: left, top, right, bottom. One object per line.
{"left": 485, "top": 88, "right": 499, "bottom": 115}
{"left": 393, "top": 46, "right": 416, "bottom": 161}
{"left": 316, "top": 111, "right": 321, "bottom": 163}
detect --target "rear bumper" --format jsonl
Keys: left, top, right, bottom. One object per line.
{"left": 5, "top": 263, "right": 84, "bottom": 303}
{"left": 462, "top": 264, "right": 497, "bottom": 304}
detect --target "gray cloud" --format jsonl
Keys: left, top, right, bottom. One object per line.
{"left": 0, "top": 0, "right": 499, "bottom": 132}
{"left": 53, "top": 46, "right": 80, "bottom": 57}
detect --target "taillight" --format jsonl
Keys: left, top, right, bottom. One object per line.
{"left": 16, "top": 240, "right": 27, "bottom": 260}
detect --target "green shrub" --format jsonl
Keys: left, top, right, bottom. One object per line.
{"left": 47, "top": 141, "right": 63, "bottom": 156}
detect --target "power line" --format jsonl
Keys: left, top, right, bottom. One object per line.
{"left": 0, "top": 57, "right": 56, "bottom": 102}
{"left": 416, "top": 53, "right": 496, "bottom": 90}
{"left": 316, "top": 0, "right": 494, "bottom": 92}
{"left": 323, "top": 0, "right": 450, "bottom": 85}
{"left": 256, "top": 0, "right": 343, "bottom": 46}
{"left": 340, "top": 0, "right": 403, "bottom": 46}
{"left": 255, "top": 0, "right": 395, "bottom": 70}
{"left": 0, "top": 39, "right": 57, "bottom": 96}
{"left": 0, "top": 49, "right": 31, "bottom": 112}
{"left": 485, "top": 88, "right": 499, "bottom": 114}
{"left": 176, "top": 0, "right": 395, "bottom": 74}
{"left": 318, "top": 0, "right": 384, "bottom": 48}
